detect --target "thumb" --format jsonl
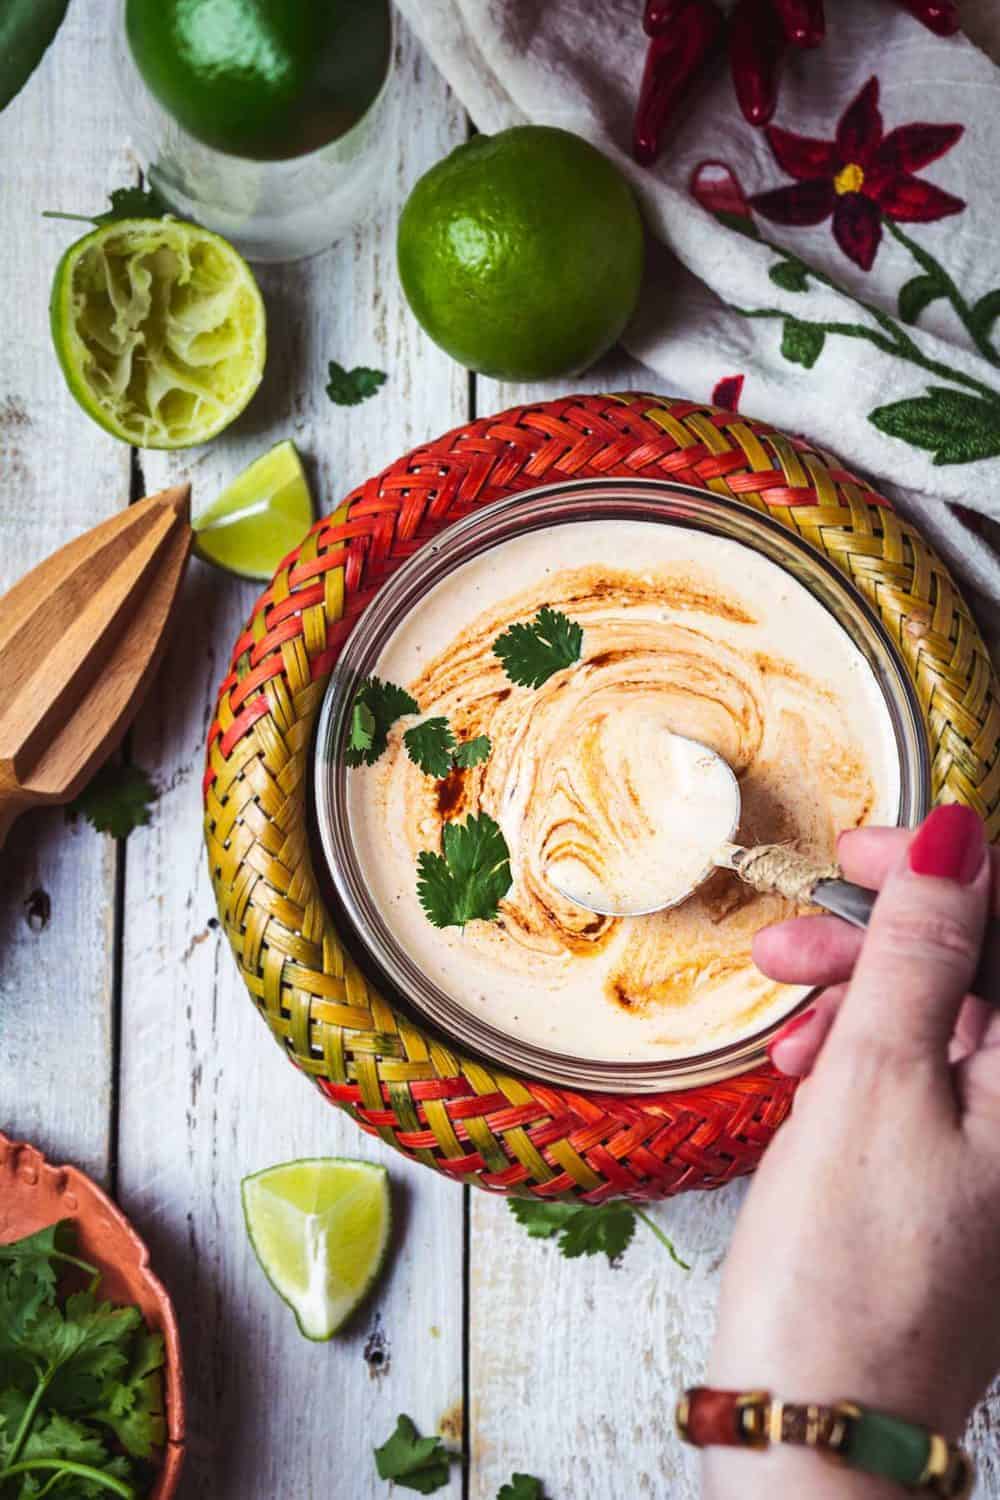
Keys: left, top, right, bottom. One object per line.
{"left": 830, "top": 805, "right": 990, "bottom": 1066}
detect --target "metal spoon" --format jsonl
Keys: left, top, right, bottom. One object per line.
{"left": 548, "top": 734, "right": 887, "bottom": 932}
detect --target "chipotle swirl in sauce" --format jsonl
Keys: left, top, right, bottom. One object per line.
{"left": 347, "top": 522, "right": 900, "bottom": 1063}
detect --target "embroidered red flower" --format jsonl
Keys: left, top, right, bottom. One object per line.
{"left": 749, "top": 77, "right": 964, "bottom": 271}
{"left": 712, "top": 375, "right": 745, "bottom": 411}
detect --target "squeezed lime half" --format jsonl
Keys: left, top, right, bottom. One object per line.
{"left": 50, "top": 217, "right": 266, "bottom": 449}
{"left": 192, "top": 439, "right": 314, "bottom": 580}
{"left": 242, "top": 1158, "right": 391, "bottom": 1340}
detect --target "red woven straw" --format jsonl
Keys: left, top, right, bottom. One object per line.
{"left": 204, "top": 393, "right": 999, "bottom": 1202}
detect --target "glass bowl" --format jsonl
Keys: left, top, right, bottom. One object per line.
{"left": 313, "top": 479, "right": 930, "bottom": 1093}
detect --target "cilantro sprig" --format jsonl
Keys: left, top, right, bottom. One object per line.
{"left": 0, "top": 1221, "right": 166, "bottom": 1499}
{"left": 326, "top": 361, "right": 387, "bottom": 407}
{"left": 346, "top": 678, "right": 490, "bottom": 779}
{"left": 374, "top": 1414, "right": 450, "bottom": 1494}
{"left": 66, "top": 764, "right": 157, "bottom": 840}
{"left": 345, "top": 677, "right": 420, "bottom": 767}
{"left": 43, "top": 185, "right": 171, "bottom": 225}
{"left": 493, "top": 607, "right": 583, "bottom": 689}
{"left": 508, "top": 1198, "right": 689, "bottom": 1270}
{"left": 416, "top": 812, "right": 512, "bottom": 929}
{"left": 374, "top": 1414, "right": 545, "bottom": 1497}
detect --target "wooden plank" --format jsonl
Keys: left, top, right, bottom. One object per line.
{"left": 0, "top": 0, "right": 133, "bottom": 1183}
{"left": 464, "top": 357, "right": 734, "bottom": 1500}
{"left": 116, "top": 20, "right": 471, "bottom": 1497}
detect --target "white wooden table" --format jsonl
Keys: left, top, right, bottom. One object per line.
{"left": 3, "top": 5, "right": 1000, "bottom": 1497}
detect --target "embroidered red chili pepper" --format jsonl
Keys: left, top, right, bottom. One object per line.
{"left": 634, "top": 0, "right": 723, "bottom": 166}
{"left": 632, "top": 0, "right": 961, "bottom": 165}
{"left": 890, "top": 0, "right": 959, "bottom": 35}
{"left": 771, "top": 0, "right": 825, "bottom": 47}
{"left": 643, "top": 0, "right": 697, "bottom": 36}
{"left": 730, "top": 0, "right": 786, "bottom": 128}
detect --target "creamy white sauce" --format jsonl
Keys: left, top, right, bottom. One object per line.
{"left": 546, "top": 725, "right": 741, "bottom": 916}
{"left": 346, "top": 521, "right": 900, "bottom": 1064}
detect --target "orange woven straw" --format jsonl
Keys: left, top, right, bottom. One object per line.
{"left": 204, "top": 393, "right": 1000, "bottom": 1203}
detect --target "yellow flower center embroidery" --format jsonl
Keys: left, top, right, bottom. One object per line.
{"left": 834, "top": 162, "right": 865, "bottom": 195}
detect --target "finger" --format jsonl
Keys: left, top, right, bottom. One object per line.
{"left": 831, "top": 806, "right": 990, "bottom": 1068}
{"left": 839, "top": 827, "right": 1000, "bottom": 917}
{"left": 836, "top": 825, "right": 911, "bottom": 887}
{"left": 767, "top": 985, "right": 845, "bottom": 1077}
{"left": 754, "top": 915, "right": 863, "bottom": 986}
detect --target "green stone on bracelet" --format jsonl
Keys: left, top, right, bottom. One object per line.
{"left": 843, "top": 1407, "right": 933, "bottom": 1486}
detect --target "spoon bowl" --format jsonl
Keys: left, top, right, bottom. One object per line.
{"left": 547, "top": 732, "right": 743, "bottom": 918}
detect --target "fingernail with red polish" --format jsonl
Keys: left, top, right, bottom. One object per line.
{"left": 908, "top": 804, "right": 985, "bottom": 884}
{"left": 767, "top": 1007, "right": 815, "bottom": 1061}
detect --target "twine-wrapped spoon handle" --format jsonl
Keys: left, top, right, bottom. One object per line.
{"left": 729, "top": 842, "right": 1000, "bottom": 1001}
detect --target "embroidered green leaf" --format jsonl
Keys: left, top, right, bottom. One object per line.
{"left": 715, "top": 210, "right": 760, "bottom": 241}
{"left": 870, "top": 386, "right": 1000, "bottom": 466}
{"left": 453, "top": 734, "right": 491, "bottom": 770}
{"left": 416, "top": 812, "right": 512, "bottom": 929}
{"left": 780, "top": 319, "right": 825, "bottom": 369}
{"left": 768, "top": 260, "right": 809, "bottom": 293}
{"left": 403, "top": 717, "right": 457, "bottom": 779}
{"left": 970, "top": 289, "right": 1000, "bottom": 345}
{"left": 493, "top": 607, "right": 583, "bottom": 689}
{"left": 897, "top": 273, "right": 942, "bottom": 326}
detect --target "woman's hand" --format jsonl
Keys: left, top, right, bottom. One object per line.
{"left": 703, "top": 806, "right": 1000, "bottom": 1498}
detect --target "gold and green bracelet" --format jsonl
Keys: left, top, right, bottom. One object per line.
{"left": 675, "top": 1387, "right": 972, "bottom": 1497}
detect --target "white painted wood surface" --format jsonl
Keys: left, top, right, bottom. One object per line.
{"left": 2, "top": 6, "right": 1000, "bottom": 1500}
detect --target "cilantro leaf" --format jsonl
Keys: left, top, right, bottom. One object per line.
{"left": 374, "top": 1413, "right": 451, "bottom": 1494}
{"left": 507, "top": 1198, "right": 634, "bottom": 1264}
{"left": 349, "top": 699, "right": 376, "bottom": 755}
{"left": 403, "top": 718, "right": 456, "bottom": 779}
{"left": 416, "top": 812, "right": 512, "bottom": 929}
{"left": 93, "top": 1328, "right": 166, "bottom": 1458}
{"left": 493, "top": 607, "right": 582, "bottom": 689}
{"left": 498, "top": 1476, "right": 544, "bottom": 1500}
{"left": 66, "top": 764, "right": 157, "bottom": 839}
{"left": 345, "top": 677, "right": 419, "bottom": 767}
{"left": 507, "top": 1198, "right": 689, "bottom": 1270}
{"left": 453, "top": 734, "right": 491, "bottom": 769}
{"left": 43, "top": 184, "right": 170, "bottom": 225}
{"left": 326, "top": 361, "right": 387, "bottom": 407}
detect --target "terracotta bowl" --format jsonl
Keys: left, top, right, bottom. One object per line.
{"left": 0, "top": 1134, "right": 185, "bottom": 1499}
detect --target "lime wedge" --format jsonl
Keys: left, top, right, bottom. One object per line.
{"left": 50, "top": 217, "right": 266, "bottom": 449}
{"left": 192, "top": 440, "right": 314, "bottom": 580}
{"left": 242, "top": 1158, "right": 391, "bottom": 1340}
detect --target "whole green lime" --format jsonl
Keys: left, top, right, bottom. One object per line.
{"left": 125, "top": 0, "right": 391, "bottom": 161}
{"left": 397, "top": 127, "right": 645, "bottom": 381}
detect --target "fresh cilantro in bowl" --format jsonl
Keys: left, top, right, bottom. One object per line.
{"left": 0, "top": 1221, "right": 166, "bottom": 1498}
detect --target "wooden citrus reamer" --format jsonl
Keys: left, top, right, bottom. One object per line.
{"left": 0, "top": 485, "right": 191, "bottom": 847}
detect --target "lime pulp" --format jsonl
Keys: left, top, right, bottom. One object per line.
{"left": 50, "top": 217, "right": 266, "bottom": 449}
{"left": 241, "top": 1158, "right": 391, "bottom": 1340}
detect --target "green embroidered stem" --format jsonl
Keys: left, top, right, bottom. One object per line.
{"left": 733, "top": 304, "right": 1000, "bottom": 402}
{"left": 886, "top": 219, "right": 1000, "bottom": 369}
{"left": 748, "top": 230, "right": 1000, "bottom": 401}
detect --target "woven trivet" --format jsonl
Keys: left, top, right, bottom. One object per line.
{"left": 204, "top": 393, "right": 1000, "bottom": 1203}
